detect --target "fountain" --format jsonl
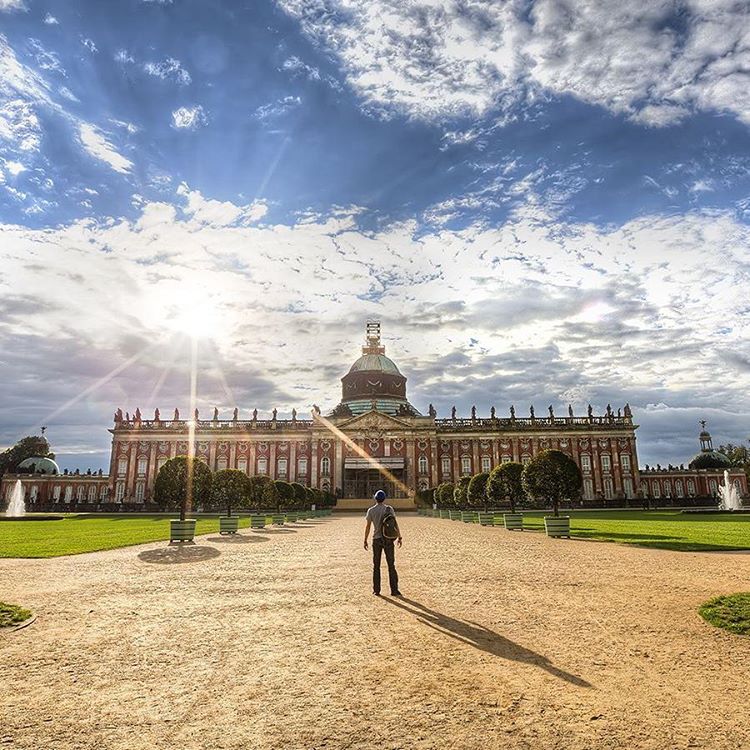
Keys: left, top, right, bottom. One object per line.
{"left": 6, "top": 480, "right": 26, "bottom": 517}
{"left": 718, "top": 470, "right": 743, "bottom": 511}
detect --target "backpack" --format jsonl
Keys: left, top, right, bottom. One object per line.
{"left": 381, "top": 509, "right": 399, "bottom": 540}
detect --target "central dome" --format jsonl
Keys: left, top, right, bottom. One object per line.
{"left": 332, "top": 321, "right": 420, "bottom": 417}
{"left": 349, "top": 354, "right": 401, "bottom": 375}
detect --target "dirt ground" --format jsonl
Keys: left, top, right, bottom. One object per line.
{"left": 1, "top": 515, "right": 749, "bottom": 750}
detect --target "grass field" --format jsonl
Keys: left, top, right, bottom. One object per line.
{"left": 0, "top": 514, "right": 253, "bottom": 558}
{"left": 519, "top": 510, "right": 750, "bottom": 551}
{"left": 699, "top": 592, "right": 750, "bottom": 635}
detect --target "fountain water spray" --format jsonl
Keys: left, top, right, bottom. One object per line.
{"left": 718, "top": 470, "right": 742, "bottom": 511}
{"left": 6, "top": 480, "right": 26, "bottom": 517}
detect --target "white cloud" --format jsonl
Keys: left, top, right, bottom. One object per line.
{"left": 0, "top": 189, "right": 747, "bottom": 463}
{"left": 171, "top": 105, "right": 207, "bottom": 129}
{"left": 3, "top": 159, "right": 26, "bottom": 176}
{"left": 0, "top": 0, "right": 26, "bottom": 11}
{"left": 43, "top": 13, "right": 58, "bottom": 24}
{"left": 81, "top": 37, "right": 98, "bottom": 54}
{"left": 252, "top": 95, "right": 301, "bottom": 120}
{"left": 144, "top": 57, "right": 191, "bottom": 85}
{"left": 78, "top": 123, "right": 133, "bottom": 174}
{"left": 278, "top": 0, "right": 750, "bottom": 126}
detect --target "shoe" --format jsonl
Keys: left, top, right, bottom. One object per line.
{"left": 391, "top": 591, "right": 403, "bottom": 597}
{"left": 373, "top": 591, "right": 381, "bottom": 596}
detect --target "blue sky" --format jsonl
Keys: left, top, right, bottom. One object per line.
{"left": 1, "top": 0, "right": 749, "bottom": 470}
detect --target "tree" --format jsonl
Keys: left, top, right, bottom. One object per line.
{"left": 522, "top": 450, "right": 582, "bottom": 517}
{"left": 274, "top": 480, "right": 295, "bottom": 510}
{"left": 0, "top": 435, "right": 55, "bottom": 480}
{"left": 487, "top": 462, "right": 525, "bottom": 512}
{"left": 467, "top": 472, "right": 490, "bottom": 510}
{"left": 211, "top": 469, "right": 251, "bottom": 516}
{"left": 453, "top": 475, "right": 471, "bottom": 508}
{"left": 291, "top": 482, "right": 308, "bottom": 509}
{"left": 154, "top": 456, "right": 213, "bottom": 521}
{"left": 435, "top": 482, "right": 455, "bottom": 508}
{"left": 718, "top": 443, "right": 750, "bottom": 482}
{"left": 247, "top": 475, "right": 277, "bottom": 510}
{"left": 415, "top": 488, "right": 435, "bottom": 508}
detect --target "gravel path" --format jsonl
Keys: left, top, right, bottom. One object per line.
{"left": 1, "top": 515, "right": 749, "bottom": 750}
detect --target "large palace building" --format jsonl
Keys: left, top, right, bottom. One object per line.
{"left": 2, "top": 322, "right": 747, "bottom": 509}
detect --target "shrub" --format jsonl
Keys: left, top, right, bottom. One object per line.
{"left": 415, "top": 488, "right": 435, "bottom": 508}
{"left": 487, "top": 462, "right": 525, "bottom": 512}
{"left": 467, "top": 472, "right": 490, "bottom": 509}
{"left": 274, "top": 480, "right": 295, "bottom": 509}
{"left": 247, "top": 475, "right": 277, "bottom": 510}
{"left": 154, "top": 456, "right": 213, "bottom": 520}
{"left": 211, "top": 469, "right": 251, "bottom": 516}
{"left": 435, "top": 482, "right": 455, "bottom": 508}
{"left": 453, "top": 476, "right": 471, "bottom": 508}
{"left": 522, "top": 450, "right": 582, "bottom": 516}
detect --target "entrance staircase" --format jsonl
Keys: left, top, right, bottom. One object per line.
{"left": 334, "top": 497, "right": 417, "bottom": 512}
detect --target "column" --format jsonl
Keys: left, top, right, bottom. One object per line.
{"left": 430, "top": 439, "right": 439, "bottom": 487}
{"left": 311, "top": 440, "right": 319, "bottom": 487}
{"left": 269, "top": 443, "right": 277, "bottom": 479}
{"left": 406, "top": 437, "right": 416, "bottom": 491}
{"left": 289, "top": 442, "right": 297, "bottom": 483}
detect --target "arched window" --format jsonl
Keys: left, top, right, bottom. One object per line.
{"left": 623, "top": 478, "right": 634, "bottom": 498}
{"left": 157, "top": 457, "right": 167, "bottom": 474}
{"left": 521, "top": 454, "right": 531, "bottom": 466}
{"left": 675, "top": 480, "right": 684, "bottom": 498}
{"left": 321, "top": 457, "right": 330, "bottom": 477}
{"left": 137, "top": 457, "right": 147, "bottom": 476}
{"left": 217, "top": 457, "right": 228, "bottom": 471}
{"left": 277, "top": 458, "right": 288, "bottom": 478}
{"left": 460, "top": 456, "right": 471, "bottom": 475}
{"left": 53, "top": 485, "right": 61, "bottom": 501}
{"left": 652, "top": 481, "right": 660, "bottom": 499}
{"left": 418, "top": 455, "right": 428, "bottom": 475}
{"left": 584, "top": 478, "right": 594, "bottom": 500}
{"left": 709, "top": 479, "right": 718, "bottom": 495}
{"left": 88, "top": 485, "right": 96, "bottom": 501}
{"left": 135, "top": 482, "right": 145, "bottom": 502}
{"left": 99, "top": 485, "right": 108, "bottom": 500}
{"left": 30, "top": 485, "right": 39, "bottom": 501}
{"left": 117, "top": 458, "right": 127, "bottom": 476}
{"left": 237, "top": 458, "right": 248, "bottom": 473}
{"left": 441, "top": 456, "right": 451, "bottom": 476}
{"left": 76, "top": 486, "right": 84, "bottom": 501}
{"left": 603, "top": 478, "right": 613, "bottom": 499}
{"left": 687, "top": 479, "right": 695, "bottom": 497}
{"left": 115, "top": 482, "right": 125, "bottom": 502}
{"left": 257, "top": 457, "right": 268, "bottom": 475}
{"left": 620, "top": 454, "right": 631, "bottom": 471}
{"left": 481, "top": 455, "right": 491, "bottom": 473}
{"left": 501, "top": 454, "right": 512, "bottom": 464}
{"left": 297, "top": 457, "right": 308, "bottom": 476}
{"left": 663, "top": 482, "right": 671, "bottom": 498}
{"left": 64, "top": 486, "right": 73, "bottom": 502}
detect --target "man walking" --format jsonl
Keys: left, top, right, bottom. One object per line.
{"left": 364, "top": 489, "right": 402, "bottom": 596}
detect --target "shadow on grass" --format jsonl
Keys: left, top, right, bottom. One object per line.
{"left": 575, "top": 531, "right": 681, "bottom": 542}
{"left": 383, "top": 597, "right": 592, "bottom": 688}
{"left": 205, "top": 535, "right": 269, "bottom": 544}
{"left": 137, "top": 545, "right": 221, "bottom": 564}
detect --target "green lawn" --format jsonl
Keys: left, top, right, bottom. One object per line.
{"left": 0, "top": 601, "right": 32, "bottom": 627}
{"left": 0, "top": 514, "right": 253, "bottom": 558}
{"left": 518, "top": 510, "right": 750, "bottom": 551}
{"left": 699, "top": 593, "right": 750, "bottom": 635}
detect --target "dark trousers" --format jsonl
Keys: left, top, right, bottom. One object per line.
{"left": 372, "top": 537, "right": 399, "bottom": 594}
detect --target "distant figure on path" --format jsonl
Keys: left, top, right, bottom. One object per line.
{"left": 364, "top": 489, "right": 402, "bottom": 597}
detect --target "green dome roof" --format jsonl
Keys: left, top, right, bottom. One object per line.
{"left": 688, "top": 451, "right": 732, "bottom": 470}
{"left": 348, "top": 354, "right": 401, "bottom": 375}
{"left": 17, "top": 456, "right": 60, "bottom": 474}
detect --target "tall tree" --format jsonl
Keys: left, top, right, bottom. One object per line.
{"left": 247, "top": 475, "right": 277, "bottom": 510}
{"left": 522, "top": 450, "right": 582, "bottom": 517}
{"left": 154, "top": 456, "right": 213, "bottom": 521}
{"left": 274, "top": 480, "right": 295, "bottom": 510}
{"left": 453, "top": 475, "right": 471, "bottom": 508}
{"left": 435, "top": 482, "right": 455, "bottom": 508}
{"left": 0, "top": 435, "right": 55, "bottom": 480}
{"left": 717, "top": 443, "right": 750, "bottom": 482}
{"left": 467, "top": 472, "right": 490, "bottom": 510}
{"left": 487, "top": 462, "right": 525, "bottom": 512}
{"left": 211, "top": 469, "right": 251, "bottom": 516}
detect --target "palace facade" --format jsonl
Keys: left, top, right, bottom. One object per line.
{"left": 2, "top": 322, "right": 746, "bottom": 509}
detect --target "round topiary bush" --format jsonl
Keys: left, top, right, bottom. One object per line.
{"left": 699, "top": 593, "right": 750, "bottom": 636}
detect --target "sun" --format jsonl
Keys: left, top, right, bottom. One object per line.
{"left": 142, "top": 280, "right": 224, "bottom": 338}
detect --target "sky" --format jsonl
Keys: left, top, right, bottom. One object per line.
{"left": 0, "top": 0, "right": 749, "bottom": 472}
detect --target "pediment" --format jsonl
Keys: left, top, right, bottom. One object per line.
{"left": 336, "top": 410, "right": 413, "bottom": 432}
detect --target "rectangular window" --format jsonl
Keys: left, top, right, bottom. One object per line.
{"left": 99, "top": 485, "right": 108, "bottom": 500}
{"left": 584, "top": 478, "right": 594, "bottom": 500}
{"left": 115, "top": 482, "right": 125, "bottom": 502}
{"left": 30, "top": 485, "right": 39, "bottom": 501}
{"left": 687, "top": 479, "right": 695, "bottom": 497}
{"left": 76, "top": 486, "right": 84, "bottom": 501}
{"left": 675, "top": 480, "right": 684, "bottom": 498}
{"left": 481, "top": 456, "right": 491, "bottom": 473}
{"left": 623, "top": 478, "right": 633, "bottom": 499}
{"left": 64, "top": 486, "right": 73, "bottom": 502}
{"left": 521, "top": 454, "right": 531, "bottom": 466}
{"left": 297, "top": 457, "right": 308, "bottom": 476}
{"left": 581, "top": 455, "right": 591, "bottom": 472}
{"left": 652, "top": 481, "right": 660, "bottom": 499}
{"left": 601, "top": 455, "right": 611, "bottom": 472}
{"left": 257, "top": 457, "right": 268, "bottom": 475}
{"left": 278, "top": 458, "right": 288, "bottom": 478}
{"left": 217, "top": 457, "right": 228, "bottom": 471}
{"left": 461, "top": 456, "right": 471, "bottom": 475}
{"left": 321, "top": 457, "right": 330, "bottom": 477}
{"left": 137, "top": 458, "right": 147, "bottom": 476}
{"left": 418, "top": 455, "right": 428, "bottom": 475}
{"left": 501, "top": 455, "right": 512, "bottom": 464}
{"left": 118, "top": 458, "right": 127, "bottom": 476}
{"left": 237, "top": 457, "right": 248, "bottom": 473}
{"left": 135, "top": 482, "right": 145, "bottom": 502}
{"left": 441, "top": 457, "right": 451, "bottom": 476}
{"left": 620, "top": 454, "right": 631, "bottom": 471}
{"left": 53, "top": 485, "right": 61, "bottom": 500}
{"left": 88, "top": 485, "right": 96, "bottom": 501}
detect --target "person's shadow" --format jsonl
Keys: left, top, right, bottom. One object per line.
{"left": 383, "top": 597, "right": 591, "bottom": 688}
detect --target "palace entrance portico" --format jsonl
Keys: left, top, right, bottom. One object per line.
{"left": 343, "top": 458, "right": 407, "bottom": 499}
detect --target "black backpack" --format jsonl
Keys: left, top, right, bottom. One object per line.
{"left": 381, "top": 509, "right": 399, "bottom": 540}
